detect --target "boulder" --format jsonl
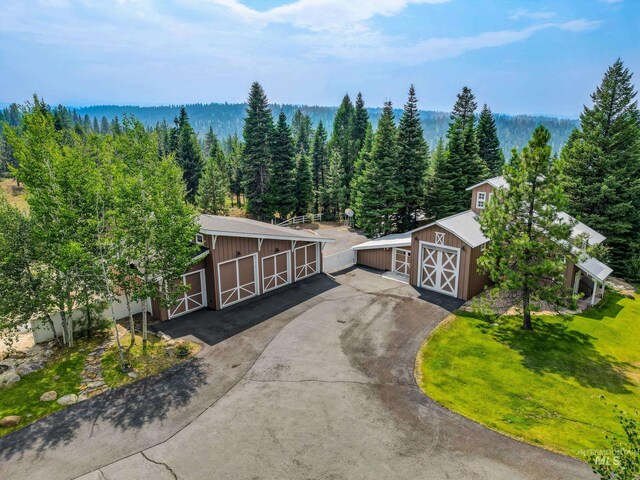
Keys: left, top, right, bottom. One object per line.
{"left": 40, "top": 391, "right": 57, "bottom": 402}
{"left": 0, "top": 371, "right": 20, "bottom": 387}
{"left": 16, "top": 360, "right": 45, "bottom": 376}
{"left": 0, "top": 416, "right": 21, "bottom": 428}
{"left": 127, "top": 371, "right": 138, "bottom": 379}
{"left": 57, "top": 394, "right": 78, "bottom": 406}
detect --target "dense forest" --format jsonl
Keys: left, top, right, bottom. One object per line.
{"left": 60, "top": 103, "right": 578, "bottom": 154}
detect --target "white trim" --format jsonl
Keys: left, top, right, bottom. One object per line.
{"left": 192, "top": 250, "right": 210, "bottom": 263}
{"left": 200, "top": 229, "right": 334, "bottom": 244}
{"left": 211, "top": 235, "right": 218, "bottom": 250}
{"left": 476, "top": 191, "right": 486, "bottom": 209}
{"left": 168, "top": 269, "right": 207, "bottom": 319}
{"left": 261, "top": 251, "right": 291, "bottom": 293}
{"left": 294, "top": 243, "right": 318, "bottom": 280}
{"left": 435, "top": 232, "right": 445, "bottom": 245}
{"left": 195, "top": 233, "right": 204, "bottom": 245}
{"left": 353, "top": 242, "right": 411, "bottom": 251}
{"left": 217, "top": 253, "right": 259, "bottom": 309}
{"left": 417, "top": 241, "right": 461, "bottom": 298}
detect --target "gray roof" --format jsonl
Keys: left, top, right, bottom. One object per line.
{"left": 429, "top": 210, "right": 489, "bottom": 248}
{"left": 576, "top": 257, "right": 613, "bottom": 282}
{"left": 557, "top": 212, "right": 606, "bottom": 245}
{"left": 198, "top": 215, "right": 334, "bottom": 242}
{"left": 353, "top": 232, "right": 411, "bottom": 250}
{"left": 466, "top": 175, "right": 509, "bottom": 191}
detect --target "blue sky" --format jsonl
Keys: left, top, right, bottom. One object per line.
{"left": 0, "top": 0, "right": 638, "bottom": 115}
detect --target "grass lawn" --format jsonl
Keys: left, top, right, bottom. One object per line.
{"left": 101, "top": 334, "right": 200, "bottom": 388}
{"left": 0, "top": 336, "right": 104, "bottom": 437}
{"left": 417, "top": 291, "right": 640, "bottom": 459}
{"left": 0, "top": 178, "right": 28, "bottom": 211}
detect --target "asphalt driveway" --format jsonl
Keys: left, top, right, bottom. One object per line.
{"left": 0, "top": 268, "right": 592, "bottom": 480}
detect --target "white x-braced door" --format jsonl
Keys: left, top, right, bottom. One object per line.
{"left": 217, "top": 253, "right": 259, "bottom": 308}
{"left": 262, "top": 250, "right": 291, "bottom": 293}
{"left": 419, "top": 242, "right": 460, "bottom": 297}
{"left": 392, "top": 248, "right": 411, "bottom": 276}
{"left": 294, "top": 243, "right": 318, "bottom": 280}
{"left": 168, "top": 269, "right": 207, "bottom": 319}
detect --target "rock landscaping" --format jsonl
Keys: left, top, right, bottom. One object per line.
{"left": 0, "top": 416, "right": 21, "bottom": 428}
{"left": 39, "top": 391, "right": 57, "bottom": 402}
{"left": 57, "top": 394, "right": 78, "bottom": 406}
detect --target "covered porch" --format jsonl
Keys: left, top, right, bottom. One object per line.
{"left": 573, "top": 257, "right": 613, "bottom": 307}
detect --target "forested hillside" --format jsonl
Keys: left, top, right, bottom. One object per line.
{"left": 74, "top": 103, "right": 577, "bottom": 154}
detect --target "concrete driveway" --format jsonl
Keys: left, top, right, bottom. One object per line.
{"left": 0, "top": 268, "right": 591, "bottom": 480}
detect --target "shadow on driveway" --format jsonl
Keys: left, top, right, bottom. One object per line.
{"left": 150, "top": 273, "right": 339, "bottom": 346}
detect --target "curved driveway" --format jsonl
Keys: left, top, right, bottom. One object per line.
{"left": 0, "top": 268, "right": 592, "bottom": 480}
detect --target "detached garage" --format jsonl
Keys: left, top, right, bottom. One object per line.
{"left": 153, "top": 215, "right": 334, "bottom": 320}
{"left": 354, "top": 232, "right": 412, "bottom": 277}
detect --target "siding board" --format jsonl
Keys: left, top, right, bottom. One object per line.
{"left": 357, "top": 248, "right": 392, "bottom": 271}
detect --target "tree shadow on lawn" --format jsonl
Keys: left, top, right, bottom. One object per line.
{"left": 463, "top": 311, "right": 634, "bottom": 395}
{"left": 0, "top": 357, "right": 207, "bottom": 461}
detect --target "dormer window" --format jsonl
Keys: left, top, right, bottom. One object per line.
{"left": 435, "top": 232, "right": 445, "bottom": 245}
{"left": 195, "top": 233, "right": 204, "bottom": 245}
{"left": 476, "top": 192, "right": 487, "bottom": 209}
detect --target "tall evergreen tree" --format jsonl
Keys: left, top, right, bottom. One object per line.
{"left": 443, "top": 87, "right": 488, "bottom": 214}
{"left": 110, "top": 116, "right": 122, "bottom": 136}
{"left": 291, "top": 109, "right": 313, "bottom": 155}
{"left": 242, "top": 82, "right": 274, "bottom": 220}
{"left": 424, "top": 138, "right": 456, "bottom": 220}
{"left": 351, "top": 123, "right": 373, "bottom": 223}
{"left": 330, "top": 94, "right": 355, "bottom": 201}
{"left": 311, "top": 121, "right": 329, "bottom": 212}
{"left": 197, "top": 136, "right": 228, "bottom": 215}
{"left": 224, "top": 134, "right": 244, "bottom": 207}
{"left": 92, "top": 117, "right": 100, "bottom": 133}
{"left": 356, "top": 102, "right": 402, "bottom": 236}
{"left": 294, "top": 153, "right": 313, "bottom": 216}
{"left": 320, "top": 151, "right": 346, "bottom": 218}
{"left": 171, "top": 107, "right": 203, "bottom": 203}
{"left": 477, "top": 104, "right": 504, "bottom": 175}
{"left": 397, "top": 85, "right": 429, "bottom": 230}
{"left": 352, "top": 92, "right": 370, "bottom": 157}
{"left": 478, "top": 126, "right": 574, "bottom": 330}
{"left": 267, "top": 111, "right": 297, "bottom": 218}
{"left": 561, "top": 59, "right": 640, "bottom": 278}
{"left": 100, "top": 116, "right": 110, "bottom": 135}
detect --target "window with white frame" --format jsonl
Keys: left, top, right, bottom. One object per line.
{"left": 195, "top": 233, "right": 204, "bottom": 245}
{"left": 435, "top": 232, "right": 445, "bottom": 245}
{"left": 476, "top": 191, "right": 486, "bottom": 209}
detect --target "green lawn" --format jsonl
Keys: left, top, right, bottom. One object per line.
{"left": 0, "top": 336, "right": 103, "bottom": 437}
{"left": 417, "top": 291, "right": 640, "bottom": 459}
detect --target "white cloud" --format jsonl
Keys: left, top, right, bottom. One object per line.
{"left": 509, "top": 8, "right": 556, "bottom": 20}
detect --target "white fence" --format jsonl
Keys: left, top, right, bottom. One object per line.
{"left": 29, "top": 295, "right": 149, "bottom": 344}
{"left": 323, "top": 248, "right": 356, "bottom": 274}
{"left": 275, "top": 213, "right": 322, "bottom": 226}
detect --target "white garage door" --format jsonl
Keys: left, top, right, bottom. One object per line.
{"left": 262, "top": 250, "right": 291, "bottom": 293}
{"left": 294, "top": 243, "right": 319, "bottom": 280}
{"left": 392, "top": 248, "right": 411, "bottom": 276}
{"left": 168, "top": 269, "right": 207, "bottom": 319}
{"left": 217, "top": 254, "right": 259, "bottom": 308}
{"left": 419, "top": 243, "right": 460, "bottom": 297}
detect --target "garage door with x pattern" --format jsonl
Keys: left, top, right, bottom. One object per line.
{"left": 419, "top": 243, "right": 459, "bottom": 297}
{"left": 168, "top": 269, "right": 207, "bottom": 318}
{"left": 217, "top": 254, "right": 258, "bottom": 308}
{"left": 392, "top": 248, "right": 411, "bottom": 276}
{"left": 294, "top": 243, "right": 318, "bottom": 280}
{"left": 262, "top": 251, "right": 290, "bottom": 293}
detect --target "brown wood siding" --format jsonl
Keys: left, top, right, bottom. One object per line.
{"left": 564, "top": 261, "right": 577, "bottom": 290}
{"left": 466, "top": 245, "right": 491, "bottom": 298}
{"left": 409, "top": 225, "right": 472, "bottom": 300}
{"left": 471, "top": 183, "right": 494, "bottom": 214}
{"left": 357, "top": 248, "right": 392, "bottom": 271}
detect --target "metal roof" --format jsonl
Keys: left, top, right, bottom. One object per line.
{"left": 557, "top": 212, "right": 606, "bottom": 245}
{"left": 352, "top": 232, "right": 411, "bottom": 250}
{"left": 465, "top": 175, "right": 509, "bottom": 191}
{"left": 429, "top": 210, "right": 489, "bottom": 248}
{"left": 198, "top": 215, "right": 335, "bottom": 243}
{"left": 576, "top": 256, "right": 613, "bottom": 282}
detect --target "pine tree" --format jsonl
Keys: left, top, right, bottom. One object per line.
{"left": 197, "top": 137, "right": 228, "bottom": 215}
{"left": 352, "top": 92, "right": 370, "bottom": 157}
{"left": 110, "top": 116, "right": 122, "bottom": 136}
{"left": 330, "top": 94, "right": 355, "bottom": 201}
{"left": 397, "top": 85, "right": 429, "bottom": 230}
{"left": 477, "top": 104, "right": 504, "bottom": 175}
{"left": 311, "top": 121, "right": 329, "bottom": 212}
{"left": 267, "top": 110, "right": 297, "bottom": 218}
{"left": 171, "top": 107, "right": 203, "bottom": 203}
{"left": 424, "top": 138, "right": 456, "bottom": 220}
{"left": 92, "top": 117, "right": 100, "bottom": 133}
{"left": 478, "top": 126, "right": 573, "bottom": 330}
{"left": 443, "top": 86, "right": 488, "bottom": 214}
{"left": 561, "top": 59, "right": 640, "bottom": 278}
{"left": 351, "top": 123, "right": 373, "bottom": 223}
{"left": 356, "top": 102, "right": 402, "bottom": 236}
{"left": 291, "top": 110, "right": 313, "bottom": 155}
{"left": 100, "top": 116, "right": 110, "bottom": 135}
{"left": 294, "top": 153, "right": 313, "bottom": 216}
{"left": 224, "top": 134, "right": 244, "bottom": 207}
{"left": 320, "top": 151, "right": 346, "bottom": 219}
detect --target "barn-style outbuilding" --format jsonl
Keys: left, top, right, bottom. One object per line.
{"left": 354, "top": 176, "right": 612, "bottom": 304}
{"left": 152, "top": 215, "right": 334, "bottom": 320}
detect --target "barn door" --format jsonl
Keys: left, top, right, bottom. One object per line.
{"left": 168, "top": 269, "right": 207, "bottom": 319}
{"left": 262, "top": 251, "right": 291, "bottom": 293}
{"left": 294, "top": 243, "right": 318, "bottom": 280}
{"left": 392, "top": 248, "right": 411, "bottom": 275}
{"left": 217, "top": 254, "right": 259, "bottom": 308}
{"left": 419, "top": 243, "right": 459, "bottom": 297}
